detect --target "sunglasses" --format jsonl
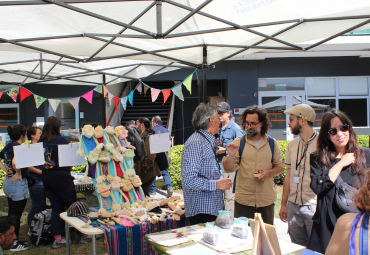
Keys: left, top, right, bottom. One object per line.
{"left": 328, "top": 124, "right": 350, "bottom": 136}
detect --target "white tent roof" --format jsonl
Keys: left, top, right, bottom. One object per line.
{"left": 1, "top": 0, "right": 370, "bottom": 84}
{"left": 262, "top": 96, "right": 330, "bottom": 110}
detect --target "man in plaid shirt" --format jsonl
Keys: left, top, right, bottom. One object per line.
{"left": 182, "top": 103, "right": 233, "bottom": 225}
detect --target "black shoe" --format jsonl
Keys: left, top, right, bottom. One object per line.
{"left": 9, "top": 241, "right": 29, "bottom": 252}
{"left": 18, "top": 239, "right": 28, "bottom": 245}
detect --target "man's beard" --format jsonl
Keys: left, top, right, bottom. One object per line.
{"left": 136, "top": 126, "right": 142, "bottom": 134}
{"left": 247, "top": 127, "right": 260, "bottom": 137}
{"left": 291, "top": 123, "right": 302, "bottom": 135}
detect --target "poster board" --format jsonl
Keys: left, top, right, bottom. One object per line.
{"left": 58, "top": 144, "right": 86, "bottom": 167}
{"left": 13, "top": 142, "right": 45, "bottom": 168}
{"left": 149, "top": 132, "right": 170, "bottom": 154}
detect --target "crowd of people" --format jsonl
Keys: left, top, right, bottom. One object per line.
{"left": 182, "top": 102, "right": 370, "bottom": 254}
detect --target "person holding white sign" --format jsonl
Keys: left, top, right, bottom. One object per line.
{"left": 0, "top": 124, "right": 30, "bottom": 251}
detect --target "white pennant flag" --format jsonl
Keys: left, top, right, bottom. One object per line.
{"left": 48, "top": 99, "right": 62, "bottom": 112}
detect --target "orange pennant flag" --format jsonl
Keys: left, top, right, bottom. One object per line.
{"left": 103, "top": 85, "right": 108, "bottom": 98}
{"left": 162, "top": 90, "right": 171, "bottom": 105}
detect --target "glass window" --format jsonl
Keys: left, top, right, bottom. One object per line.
{"left": 308, "top": 99, "right": 335, "bottom": 127}
{"left": 0, "top": 106, "right": 18, "bottom": 133}
{"left": 339, "top": 99, "right": 367, "bottom": 127}
{"left": 259, "top": 78, "right": 305, "bottom": 91}
{"left": 261, "top": 96, "right": 286, "bottom": 129}
{"left": 53, "top": 102, "right": 76, "bottom": 130}
{"left": 339, "top": 77, "right": 368, "bottom": 96}
{"left": 307, "top": 78, "right": 335, "bottom": 97}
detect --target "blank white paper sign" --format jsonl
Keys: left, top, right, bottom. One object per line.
{"left": 58, "top": 144, "right": 86, "bottom": 167}
{"left": 14, "top": 142, "right": 45, "bottom": 169}
{"left": 149, "top": 133, "right": 170, "bottom": 154}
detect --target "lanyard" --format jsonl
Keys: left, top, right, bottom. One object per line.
{"left": 295, "top": 141, "right": 308, "bottom": 174}
{"left": 197, "top": 131, "right": 221, "bottom": 172}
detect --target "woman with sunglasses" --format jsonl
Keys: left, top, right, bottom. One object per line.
{"left": 308, "top": 109, "right": 370, "bottom": 254}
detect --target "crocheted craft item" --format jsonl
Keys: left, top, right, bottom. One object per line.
{"left": 105, "top": 126, "right": 115, "bottom": 136}
{"left": 94, "top": 125, "right": 104, "bottom": 139}
{"left": 97, "top": 183, "right": 111, "bottom": 198}
{"left": 82, "top": 124, "right": 94, "bottom": 138}
{"left": 67, "top": 201, "right": 90, "bottom": 217}
{"left": 111, "top": 151, "right": 124, "bottom": 163}
{"left": 130, "top": 175, "right": 142, "bottom": 187}
{"left": 121, "top": 179, "right": 133, "bottom": 192}
{"left": 110, "top": 177, "right": 123, "bottom": 191}
{"left": 87, "top": 150, "right": 99, "bottom": 164}
{"left": 99, "top": 151, "right": 111, "bottom": 163}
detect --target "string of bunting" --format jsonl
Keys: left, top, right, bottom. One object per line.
{"left": 0, "top": 69, "right": 197, "bottom": 112}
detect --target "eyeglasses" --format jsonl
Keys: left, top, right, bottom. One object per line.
{"left": 218, "top": 111, "right": 226, "bottom": 115}
{"left": 245, "top": 121, "right": 260, "bottom": 127}
{"left": 328, "top": 124, "right": 350, "bottom": 136}
{"left": 289, "top": 117, "right": 301, "bottom": 122}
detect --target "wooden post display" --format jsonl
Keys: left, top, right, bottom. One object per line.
{"left": 250, "top": 213, "right": 282, "bottom": 255}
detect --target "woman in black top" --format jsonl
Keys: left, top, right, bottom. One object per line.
{"left": 40, "top": 116, "right": 77, "bottom": 249}
{"left": 308, "top": 109, "right": 370, "bottom": 254}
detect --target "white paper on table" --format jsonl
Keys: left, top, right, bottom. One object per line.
{"left": 58, "top": 144, "right": 86, "bottom": 167}
{"left": 157, "top": 237, "right": 189, "bottom": 247}
{"left": 279, "top": 239, "right": 305, "bottom": 254}
{"left": 13, "top": 142, "right": 44, "bottom": 168}
{"left": 149, "top": 133, "right": 170, "bottom": 154}
{"left": 1, "top": 134, "right": 6, "bottom": 147}
{"left": 168, "top": 243, "right": 219, "bottom": 255}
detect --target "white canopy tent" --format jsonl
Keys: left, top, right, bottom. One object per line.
{"left": 262, "top": 96, "right": 330, "bottom": 111}
{"left": 1, "top": 0, "right": 370, "bottom": 88}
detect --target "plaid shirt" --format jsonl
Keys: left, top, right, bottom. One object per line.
{"left": 181, "top": 129, "right": 223, "bottom": 218}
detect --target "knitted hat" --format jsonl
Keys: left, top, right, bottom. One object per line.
{"left": 67, "top": 201, "right": 90, "bottom": 217}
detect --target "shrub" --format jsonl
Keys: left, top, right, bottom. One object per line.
{"left": 168, "top": 144, "right": 183, "bottom": 190}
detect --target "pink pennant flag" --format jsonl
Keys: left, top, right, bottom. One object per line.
{"left": 136, "top": 82, "right": 142, "bottom": 94}
{"left": 81, "top": 90, "right": 93, "bottom": 104}
{"left": 162, "top": 90, "right": 171, "bottom": 105}
{"left": 0, "top": 92, "right": 3, "bottom": 100}
{"left": 108, "top": 93, "right": 114, "bottom": 106}
{"left": 151, "top": 88, "right": 160, "bottom": 102}
{"left": 68, "top": 97, "right": 80, "bottom": 110}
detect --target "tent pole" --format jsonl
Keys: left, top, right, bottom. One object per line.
{"left": 40, "top": 53, "right": 43, "bottom": 80}
{"left": 198, "top": 69, "right": 203, "bottom": 105}
{"left": 156, "top": 0, "right": 162, "bottom": 36}
{"left": 202, "top": 45, "right": 207, "bottom": 103}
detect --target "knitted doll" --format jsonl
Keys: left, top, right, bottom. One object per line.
{"left": 119, "top": 179, "right": 134, "bottom": 204}
{"left": 97, "top": 183, "right": 113, "bottom": 213}
{"left": 130, "top": 175, "right": 146, "bottom": 202}
{"left": 109, "top": 176, "right": 123, "bottom": 204}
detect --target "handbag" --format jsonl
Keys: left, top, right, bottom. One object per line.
{"left": 26, "top": 175, "right": 36, "bottom": 187}
{"left": 335, "top": 175, "right": 359, "bottom": 213}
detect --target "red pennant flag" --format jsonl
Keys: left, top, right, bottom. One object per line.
{"left": 162, "top": 90, "right": 171, "bottom": 105}
{"left": 103, "top": 85, "right": 108, "bottom": 98}
{"left": 114, "top": 97, "right": 120, "bottom": 110}
{"left": 0, "top": 92, "right": 3, "bottom": 100}
{"left": 20, "top": 87, "right": 33, "bottom": 102}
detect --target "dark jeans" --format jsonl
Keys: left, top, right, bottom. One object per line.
{"left": 188, "top": 214, "right": 217, "bottom": 225}
{"left": 141, "top": 177, "right": 156, "bottom": 197}
{"left": 150, "top": 169, "right": 173, "bottom": 193}
{"left": 42, "top": 169, "right": 77, "bottom": 236}
{"left": 28, "top": 178, "right": 46, "bottom": 225}
{"left": 7, "top": 197, "right": 27, "bottom": 240}
{"left": 234, "top": 200, "right": 275, "bottom": 225}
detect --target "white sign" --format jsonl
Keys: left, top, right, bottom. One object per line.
{"left": 1, "top": 134, "right": 6, "bottom": 147}
{"left": 149, "top": 133, "right": 170, "bottom": 154}
{"left": 58, "top": 144, "right": 86, "bottom": 167}
{"left": 36, "top": 117, "right": 45, "bottom": 126}
{"left": 80, "top": 112, "right": 84, "bottom": 118}
{"left": 13, "top": 142, "right": 45, "bottom": 168}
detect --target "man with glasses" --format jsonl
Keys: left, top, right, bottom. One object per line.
{"left": 216, "top": 102, "right": 243, "bottom": 215}
{"left": 222, "top": 105, "right": 283, "bottom": 224}
{"left": 279, "top": 104, "right": 318, "bottom": 246}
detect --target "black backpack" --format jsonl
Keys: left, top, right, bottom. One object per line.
{"left": 126, "top": 127, "right": 147, "bottom": 164}
{"left": 29, "top": 209, "right": 53, "bottom": 246}
{"left": 155, "top": 151, "right": 170, "bottom": 171}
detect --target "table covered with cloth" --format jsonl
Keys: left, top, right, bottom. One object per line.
{"left": 78, "top": 207, "right": 189, "bottom": 255}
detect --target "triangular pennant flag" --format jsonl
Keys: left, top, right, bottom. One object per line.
{"left": 34, "top": 94, "right": 47, "bottom": 109}
{"left": 94, "top": 85, "right": 102, "bottom": 94}
{"left": 121, "top": 97, "right": 127, "bottom": 110}
{"left": 151, "top": 88, "right": 160, "bottom": 102}
{"left": 128, "top": 90, "right": 134, "bottom": 106}
{"left": 143, "top": 84, "right": 149, "bottom": 97}
{"left": 172, "top": 85, "right": 184, "bottom": 101}
{"left": 6, "top": 87, "right": 19, "bottom": 102}
{"left": 114, "top": 97, "right": 120, "bottom": 110}
{"left": 0, "top": 92, "right": 3, "bottom": 100}
{"left": 48, "top": 99, "right": 61, "bottom": 112}
{"left": 107, "top": 93, "right": 114, "bottom": 106}
{"left": 20, "top": 87, "right": 33, "bottom": 102}
{"left": 81, "top": 90, "right": 93, "bottom": 104}
{"left": 162, "top": 90, "right": 171, "bottom": 105}
{"left": 136, "top": 82, "right": 142, "bottom": 94}
{"left": 103, "top": 85, "right": 108, "bottom": 98}
{"left": 68, "top": 97, "right": 80, "bottom": 110}
{"left": 183, "top": 74, "right": 193, "bottom": 94}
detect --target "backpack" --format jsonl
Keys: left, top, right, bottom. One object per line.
{"left": 233, "top": 135, "right": 275, "bottom": 193}
{"left": 155, "top": 151, "right": 170, "bottom": 171}
{"left": 29, "top": 209, "right": 53, "bottom": 246}
{"left": 126, "top": 127, "right": 147, "bottom": 164}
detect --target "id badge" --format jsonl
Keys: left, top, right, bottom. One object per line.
{"left": 293, "top": 174, "right": 299, "bottom": 184}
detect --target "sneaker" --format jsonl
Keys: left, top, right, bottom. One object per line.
{"left": 18, "top": 239, "right": 28, "bottom": 245}
{"left": 80, "top": 235, "right": 92, "bottom": 244}
{"left": 9, "top": 241, "right": 29, "bottom": 252}
{"left": 52, "top": 237, "right": 71, "bottom": 249}
{"left": 150, "top": 192, "right": 156, "bottom": 196}
{"left": 27, "top": 229, "right": 32, "bottom": 236}
{"left": 167, "top": 187, "right": 173, "bottom": 197}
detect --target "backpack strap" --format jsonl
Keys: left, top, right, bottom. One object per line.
{"left": 360, "top": 212, "right": 369, "bottom": 255}
{"left": 238, "top": 135, "right": 246, "bottom": 165}
{"left": 267, "top": 134, "right": 274, "bottom": 163}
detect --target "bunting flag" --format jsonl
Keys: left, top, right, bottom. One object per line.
{"left": 103, "top": 85, "right": 108, "bottom": 98}
{"left": 48, "top": 99, "right": 61, "bottom": 112}
{"left": 34, "top": 94, "right": 47, "bottom": 109}
{"left": 172, "top": 85, "right": 184, "bottom": 101}
{"left": 128, "top": 90, "right": 134, "bottom": 106}
{"left": 81, "top": 90, "right": 93, "bottom": 104}
{"left": 151, "top": 88, "right": 160, "bottom": 102}
{"left": 94, "top": 85, "right": 102, "bottom": 94}
{"left": 107, "top": 93, "right": 114, "bottom": 106}
{"left": 121, "top": 97, "right": 127, "bottom": 110}
{"left": 20, "top": 87, "right": 33, "bottom": 102}
{"left": 6, "top": 88, "right": 19, "bottom": 102}
{"left": 136, "top": 82, "right": 142, "bottom": 94}
{"left": 162, "top": 90, "right": 171, "bottom": 105}
{"left": 183, "top": 74, "right": 193, "bottom": 94}
{"left": 143, "top": 84, "right": 149, "bottom": 97}
{"left": 114, "top": 97, "right": 120, "bottom": 110}
{"left": 68, "top": 97, "right": 80, "bottom": 110}
{"left": 0, "top": 92, "right": 3, "bottom": 100}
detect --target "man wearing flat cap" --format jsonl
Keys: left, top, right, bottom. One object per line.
{"left": 216, "top": 102, "right": 243, "bottom": 215}
{"left": 279, "top": 104, "right": 318, "bottom": 246}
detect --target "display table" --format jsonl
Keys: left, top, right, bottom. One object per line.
{"left": 72, "top": 173, "right": 95, "bottom": 192}
{"left": 60, "top": 211, "right": 189, "bottom": 255}
{"left": 145, "top": 224, "right": 307, "bottom": 255}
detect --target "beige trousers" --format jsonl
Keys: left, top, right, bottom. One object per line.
{"left": 223, "top": 172, "right": 236, "bottom": 217}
